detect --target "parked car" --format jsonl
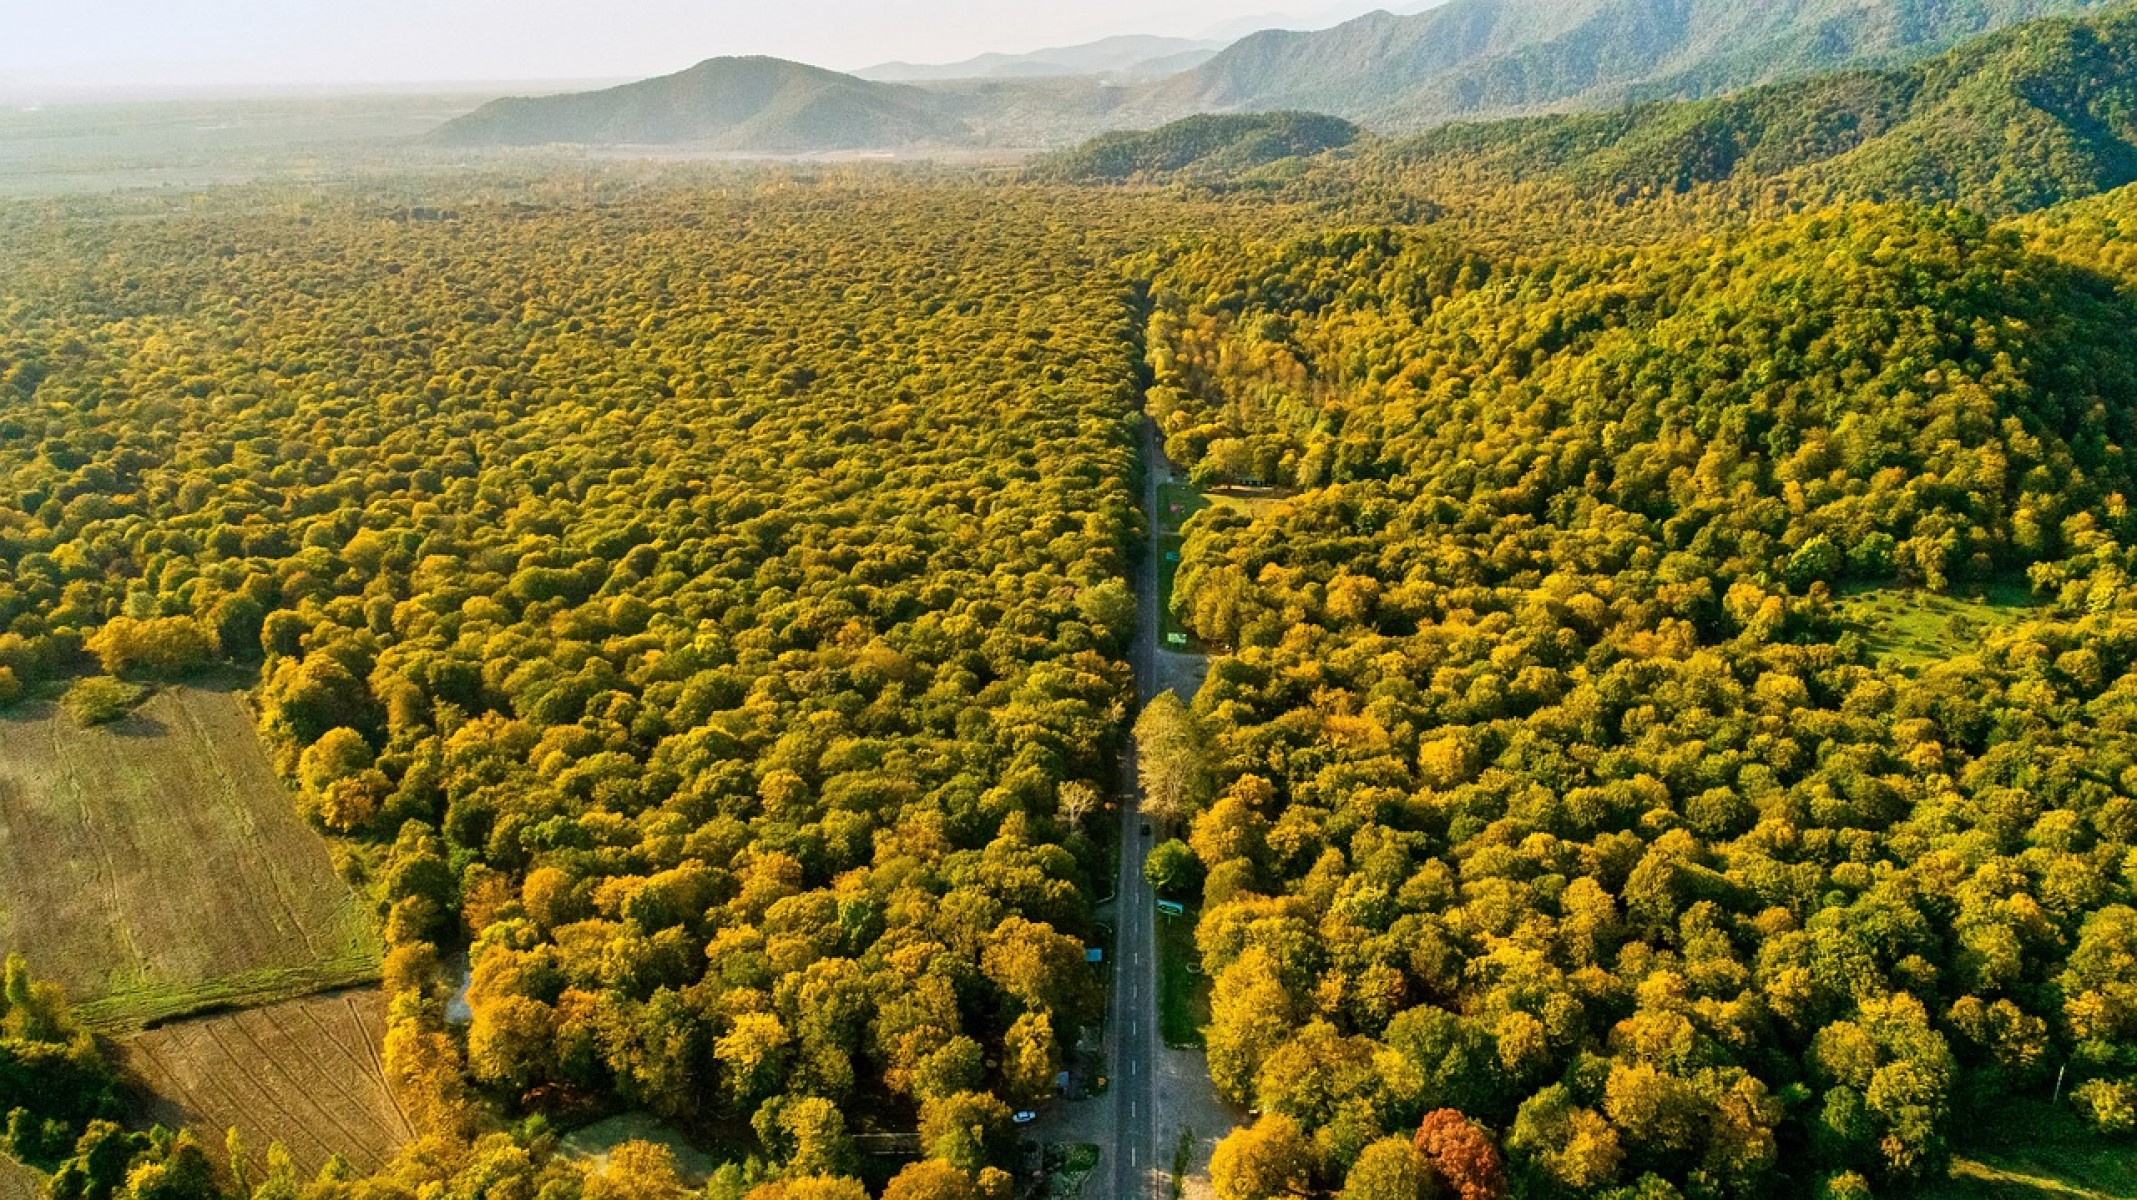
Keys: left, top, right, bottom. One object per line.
{"left": 1140, "top": 822, "right": 1150, "bottom": 836}
{"left": 1013, "top": 1110, "right": 1038, "bottom": 1125}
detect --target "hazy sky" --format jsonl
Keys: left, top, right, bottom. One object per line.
{"left": 6, "top": 0, "right": 1401, "bottom": 91}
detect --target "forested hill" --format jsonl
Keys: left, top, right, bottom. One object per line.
{"left": 1148, "top": 0, "right": 2113, "bottom": 130}
{"left": 432, "top": 57, "right": 969, "bottom": 151}
{"left": 1133, "top": 192, "right": 2137, "bottom": 1200}
{"left": 429, "top": 0, "right": 2116, "bottom": 153}
{"left": 1239, "top": 1, "right": 2137, "bottom": 224}
{"left": 1031, "top": 112, "right": 1362, "bottom": 184}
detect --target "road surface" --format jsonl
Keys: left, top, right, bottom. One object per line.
{"left": 1111, "top": 416, "right": 1166, "bottom": 1200}
{"left": 1110, "top": 415, "right": 1229, "bottom": 1199}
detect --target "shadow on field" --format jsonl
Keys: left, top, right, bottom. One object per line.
{"left": 108, "top": 713, "right": 170, "bottom": 739}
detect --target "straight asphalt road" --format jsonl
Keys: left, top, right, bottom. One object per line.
{"left": 1109, "top": 416, "right": 1167, "bottom": 1200}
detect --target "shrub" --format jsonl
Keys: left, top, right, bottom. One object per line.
{"left": 59, "top": 677, "right": 149, "bottom": 727}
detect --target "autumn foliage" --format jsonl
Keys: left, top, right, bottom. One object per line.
{"left": 1415, "top": 1111, "right": 1505, "bottom": 1200}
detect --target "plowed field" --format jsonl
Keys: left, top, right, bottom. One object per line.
{"left": 120, "top": 989, "right": 413, "bottom": 1176}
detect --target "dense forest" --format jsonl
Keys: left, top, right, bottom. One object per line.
{"left": 1139, "top": 188, "right": 2137, "bottom": 1199}
{"left": 6, "top": 5, "right": 2137, "bottom": 1200}
{"left": 0, "top": 179, "right": 1212, "bottom": 1198}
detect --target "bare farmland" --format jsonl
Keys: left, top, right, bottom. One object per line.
{"left": 0, "top": 1154, "right": 41, "bottom": 1200}
{"left": 120, "top": 989, "right": 413, "bottom": 1176}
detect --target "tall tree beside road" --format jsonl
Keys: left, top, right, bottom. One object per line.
{"left": 1135, "top": 689, "right": 1212, "bottom": 828}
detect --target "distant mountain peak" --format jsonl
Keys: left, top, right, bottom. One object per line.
{"left": 433, "top": 55, "right": 969, "bottom": 151}
{"left": 430, "top": 0, "right": 2115, "bottom": 155}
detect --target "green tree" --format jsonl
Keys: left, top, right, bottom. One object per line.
{"left": 981, "top": 918, "right": 1097, "bottom": 1026}
{"left": 1135, "top": 690, "right": 1211, "bottom": 827}
{"left": 882, "top": 1160, "right": 981, "bottom": 1200}
{"left": 1207, "top": 949, "right": 1297, "bottom": 1106}
{"left": 1002, "top": 1012, "right": 1060, "bottom": 1107}
{"left": 919, "top": 1091, "right": 1012, "bottom": 1176}
{"left": 59, "top": 677, "right": 148, "bottom": 727}
{"left": 84, "top": 616, "right": 214, "bottom": 681}
{"left": 1145, "top": 838, "right": 1203, "bottom": 898}
{"left": 1509, "top": 1084, "right": 1622, "bottom": 1191}
{"left": 1341, "top": 1136, "right": 1435, "bottom": 1200}
{"left": 778, "top": 1097, "right": 857, "bottom": 1179}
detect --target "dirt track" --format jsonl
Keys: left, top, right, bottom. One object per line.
{"left": 0, "top": 1154, "right": 41, "bottom": 1200}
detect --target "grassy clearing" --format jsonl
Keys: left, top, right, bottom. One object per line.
{"left": 121, "top": 989, "right": 413, "bottom": 1177}
{"left": 1157, "top": 481, "right": 1204, "bottom": 651}
{"left": 1156, "top": 480, "right": 1285, "bottom": 655}
{"left": 1157, "top": 533, "right": 1199, "bottom": 652}
{"left": 1156, "top": 904, "right": 1208, "bottom": 1049}
{"left": 1158, "top": 483, "right": 1209, "bottom": 536}
{"left": 1919, "top": 1100, "right": 2137, "bottom": 1200}
{"left": 560, "top": 1113, "right": 720, "bottom": 1185}
{"left": 1041, "top": 1143, "right": 1100, "bottom": 1199}
{"left": 1205, "top": 487, "right": 1288, "bottom": 521}
{"left": 80, "top": 959, "right": 385, "bottom": 1032}
{"left": 1835, "top": 583, "right": 2040, "bottom": 669}
{"left": 0, "top": 685, "right": 381, "bottom": 1031}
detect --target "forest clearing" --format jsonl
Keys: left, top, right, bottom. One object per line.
{"left": 1833, "top": 584, "right": 2046, "bottom": 670}
{"left": 558, "top": 1114, "right": 720, "bottom": 1184}
{"left": 0, "top": 686, "right": 380, "bottom": 1030}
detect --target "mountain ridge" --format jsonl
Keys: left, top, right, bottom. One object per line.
{"left": 1153, "top": 0, "right": 2118, "bottom": 130}
{"left": 430, "top": 0, "right": 2125, "bottom": 153}
{"left": 1313, "top": 1, "right": 2137, "bottom": 216}
{"left": 1033, "top": 111, "right": 1363, "bottom": 182}
{"left": 856, "top": 35, "right": 1225, "bottom": 84}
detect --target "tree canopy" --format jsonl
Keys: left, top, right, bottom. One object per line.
{"left": 9, "top": 9, "right": 2137, "bottom": 1195}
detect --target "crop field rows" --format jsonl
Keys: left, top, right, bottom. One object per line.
{"left": 120, "top": 990, "right": 414, "bottom": 1176}
{"left": 0, "top": 686, "right": 381, "bottom": 1030}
